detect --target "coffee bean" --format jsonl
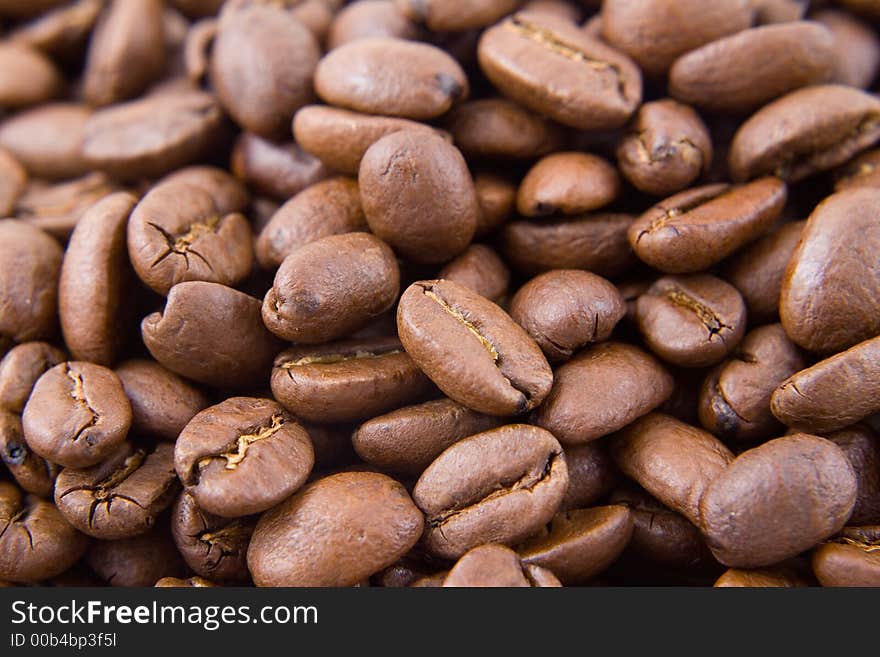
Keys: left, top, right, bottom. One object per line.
{"left": 55, "top": 442, "right": 179, "bottom": 539}
{"left": 835, "top": 148, "right": 880, "bottom": 192}
{"left": 0, "top": 341, "right": 66, "bottom": 413}
{"left": 231, "top": 132, "right": 330, "bottom": 202}
{"left": 561, "top": 442, "right": 617, "bottom": 511}
{"left": 398, "top": 279, "right": 552, "bottom": 416}
{"left": 0, "top": 148, "right": 26, "bottom": 216}
{"left": 14, "top": 172, "right": 118, "bottom": 240}
{"left": 0, "top": 43, "right": 61, "bottom": 109}
{"left": 698, "top": 324, "right": 805, "bottom": 441}
{"left": 533, "top": 343, "right": 674, "bottom": 444}
{"left": 23, "top": 361, "right": 131, "bottom": 469}
{"left": 517, "top": 152, "right": 621, "bottom": 217}
{"left": 636, "top": 274, "right": 747, "bottom": 368}
{"left": 359, "top": 131, "right": 477, "bottom": 264}
{"left": 247, "top": 471, "right": 424, "bottom": 587}
{"left": 271, "top": 336, "right": 434, "bottom": 423}
{"left": 479, "top": 12, "right": 641, "bottom": 130}
{"left": 826, "top": 425, "right": 880, "bottom": 526}
{"left": 437, "top": 244, "right": 510, "bottom": 303}
{"left": 812, "top": 526, "right": 880, "bottom": 587}
{"left": 396, "top": 0, "right": 519, "bottom": 32}
{"left": 750, "top": 0, "right": 807, "bottom": 24}
{"left": 414, "top": 424, "right": 568, "bottom": 558}
{"left": 814, "top": 9, "right": 880, "bottom": 90}
{"left": 327, "top": 1, "right": 422, "bottom": 50}
{"left": 87, "top": 523, "right": 187, "bottom": 587}
{"left": 9, "top": 0, "right": 103, "bottom": 57}
{"left": 473, "top": 171, "right": 515, "bottom": 236}
{"left": 443, "top": 544, "right": 561, "bottom": 587}
{"left": 0, "top": 409, "right": 59, "bottom": 498}
{"left": 0, "top": 103, "right": 91, "bottom": 180}
{"left": 700, "top": 434, "right": 857, "bottom": 568}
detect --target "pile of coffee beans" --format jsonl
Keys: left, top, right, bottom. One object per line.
{"left": 1, "top": 0, "right": 879, "bottom": 588}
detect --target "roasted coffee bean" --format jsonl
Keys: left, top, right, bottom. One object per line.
{"left": 156, "top": 576, "right": 217, "bottom": 588}
{"left": 0, "top": 342, "right": 66, "bottom": 413}
{"left": 115, "top": 359, "right": 209, "bottom": 442}
{"left": 510, "top": 270, "right": 626, "bottom": 362}
{"left": 14, "top": 172, "right": 118, "bottom": 240}
{"left": 128, "top": 168, "right": 252, "bottom": 296}
{"left": 772, "top": 335, "right": 880, "bottom": 434}
{"left": 635, "top": 274, "right": 747, "bottom": 368}
{"left": 826, "top": 425, "right": 880, "bottom": 526}
{"left": 601, "top": 0, "right": 753, "bottom": 77}
{"left": 812, "top": 526, "right": 880, "bottom": 587}
{"left": 700, "top": 434, "right": 857, "bottom": 568}
{"left": 835, "top": 149, "right": 880, "bottom": 192}
{"left": 59, "top": 192, "right": 136, "bottom": 366}
{"left": 248, "top": 471, "right": 424, "bottom": 587}
{"left": 359, "top": 131, "right": 477, "bottom": 264}
{"left": 612, "top": 413, "right": 734, "bottom": 525}
{"left": 751, "top": 0, "right": 807, "bottom": 23}
{"left": 698, "top": 324, "right": 805, "bottom": 441}
{"left": 443, "top": 544, "right": 561, "bottom": 588}
{"left": 398, "top": 279, "right": 552, "bottom": 416}
{"left": 478, "top": 12, "right": 641, "bottom": 131}
{"left": 55, "top": 442, "right": 178, "bottom": 540}
{"left": 474, "top": 171, "right": 515, "bottom": 236}
{"left": 814, "top": 9, "right": 880, "bottom": 90}
{"left": 262, "top": 233, "right": 400, "bottom": 343}
{"left": 255, "top": 178, "right": 365, "bottom": 270}
{"left": 0, "top": 103, "right": 91, "bottom": 180}
{"left": 87, "top": 524, "right": 187, "bottom": 587}
{"left": 83, "top": 0, "right": 166, "bottom": 106}
{"left": 271, "top": 336, "right": 434, "bottom": 423}
{"left": 722, "top": 220, "right": 804, "bottom": 324}
{"left": 0, "top": 148, "right": 26, "bottom": 216}
{"left": 437, "top": 245, "right": 510, "bottom": 303}
{"left": 328, "top": 1, "right": 422, "bottom": 50}
{"left": 628, "top": 178, "right": 786, "bottom": 274}
{"left": 617, "top": 99, "right": 712, "bottom": 197}
{"left": 396, "top": 0, "right": 518, "bottom": 32}
{"left": 293, "top": 105, "right": 446, "bottom": 176}
{"left": 183, "top": 16, "right": 217, "bottom": 83}
{"left": 171, "top": 491, "right": 254, "bottom": 585}
{"left": 316, "top": 37, "right": 468, "bottom": 120}
{"left": 533, "top": 343, "right": 674, "bottom": 445}
{"left": 414, "top": 424, "right": 568, "bottom": 559}
{"left": 0, "top": 481, "right": 88, "bottom": 583}
{"left": 443, "top": 98, "right": 563, "bottom": 160}
{"left": 142, "top": 281, "right": 282, "bottom": 389}
{"left": 9, "top": 0, "right": 103, "bottom": 57}
{"left": 0, "top": 409, "right": 59, "bottom": 498}
{"left": 714, "top": 565, "right": 809, "bottom": 587}
{"left": 0, "top": 43, "right": 61, "bottom": 110}
{"left": 669, "top": 22, "right": 836, "bottom": 114}
{"left": 561, "top": 442, "right": 617, "bottom": 511}
{"left": 780, "top": 189, "right": 880, "bottom": 353}
{"left": 729, "top": 85, "right": 880, "bottom": 182}
{"left": 517, "top": 152, "right": 621, "bottom": 217}
{"left": 211, "top": 4, "right": 320, "bottom": 137}
{"left": 231, "top": 133, "right": 330, "bottom": 202}
{"left": 23, "top": 362, "right": 131, "bottom": 469}
{"left": 501, "top": 214, "right": 636, "bottom": 277}
{"left": 175, "top": 398, "right": 313, "bottom": 518}
{"left": 352, "top": 397, "right": 503, "bottom": 475}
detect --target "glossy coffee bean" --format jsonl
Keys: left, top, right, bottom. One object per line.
{"left": 827, "top": 425, "right": 880, "bottom": 526}
{"left": 0, "top": 341, "right": 66, "bottom": 414}
{"left": 812, "top": 526, "right": 880, "bottom": 587}
{"left": 814, "top": 9, "right": 880, "bottom": 90}
{"left": 561, "top": 442, "right": 617, "bottom": 511}
{"left": 517, "top": 152, "right": 620, "bottom": 217}
{"left": 437, "top": 244, "right": 510, "bottom": 303}
{"left": 0, "top": 103, "right": 91, "bottom": 180}
{"left": 473, "top": 172, "right": 515, "bottom": 236}
{"left": 396, "top": 0, "right": 519, "bottom": 32}
{"left": 87, "top": 524, "right": 187, "bottom": 587}
{"left": 0, "top": 43, "right": 61, "bottom": 110}
{"left": 327, "top": 1, "right": 422, "bottom": 50}
{"left": 231, "top": 132, "right": 330, "bottom": 202}
{"left": 0, "top": 409, "right": 59, "bottom": 498}
{"left": 443, "top": 544, "right": 561, "bottom": 588}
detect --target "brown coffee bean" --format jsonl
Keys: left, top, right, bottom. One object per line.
{"left": 396, "top": 0, "right": 518, "bottom": 32}
{"left": 175, "top": 397, "right": 313, "bottom": 518}
{"left": 616, "top": 99, "right": 713, "bottom": 196}
{"left": 722, "top": 220, "right": 804, "bottom": 324}
{"left": 474, "top": 171, "right": 515, "bottom": 236}
{"left": 171, "top": 491, "right": 254, "bottom": 585}
{"left": 478, "top": 12, "right": 641, "bottom": 131}
{"left": 0, "top": 43, "right": 61, "bottom": 110}
{"left": 115, "top": 359, "right": 209, "bottom": 442}
{"left": 328, "top": 1, "right": 422, "bottom": 50}
{"left": 0, "top": 103, "right": 91, "bottom": 180}
{"left": 0, "top": 341, "right": 66, "bottom": 414}
{"left": 0, "top": 481, "right": 88, "bottom": 583}
{"left": 772, "top": 335, "right": 880, "bottom": 434}
{"left": 0, "top": 220, "right": 62, "bottom": 344}
{"left": 316, "top": 37, "right": 468, "bottom": 120}
{"left": 353, "top": 397, "right": 503, "bottom": 475}
{"left": 271, "top": 336, "right": 434, "bottom": 423}
{"left": 211, "top": 4, "right": 319, "bottom": 137}
{"left": 714, "top": 565, "right": 809, "bottom": 587}
{"left": 636, "top": 274, "right": 747, "bottom": 368}
{"left": 128, "top": 169, "right": 252, "bottom": 296}
{"left": 9, "top": 0, "right": 103, "bottom": 57}
{"left": 533, "top": 343, "right": 674, "bottom": 445}
{"left": 669, "top": 22, "right": 835, "bottom": 114}
{"left": 0, "top": 148, "right": 26, "bottom": 216}
{"left": 700, "top": 434, "right": 857, "bottom": 568}
{"left": 510, "top": 270, "right": 626, "bottom": 362}
{"left": 292, "top": 105, "right": 446, "bottom": 176}
{"left": 255, "top": 177, "right": 366, "bottom": 269}
{"left": 442, "top": 544, "right": 560, "bottom": 587}
{"left": 359, "top": 131, "right": 477, "bottom": 264}
{"left": 14, "top": 172, "right": 118, "bottom": 240}
{"left": 517, "top": 152, "right": 621, "bottom": 217}
{"left": 780, "top": 189, "right": 880, "bottom": 353}
{"left": 835, "top": 148, "right": 880, "bottom": 192}
{"left": 561, "top": 442, "right": 616, "bottom": 511}
{"left": 87, "top": 523, "right": 187, "bottom": 587}
{"left": 443, "top": 98, "right": 563, "bottom": 160}
{"left": 0, "top": 409, "right": 59, "bottom": 498}
{"left": 814, "top": 9, "right": 880, "bottom": 90}
{"left": 231, "top": 133, "right": 330, "bottom": 202}
{"left": 398, "top": 279, "right": 552, "bottom": 416}
{"left": 629, "top": 178, "right": 787, "bottom": 274}
{"left": 248, "top": 471, "right": 424, "bottom": 587}
{"left": 262, "top": 233, "right": 399, "bottom": 343}
{"left": 438, "top": 244, "right": 510, "bottom": 303}
{"left": 83, "top": 0, "right": 166, "bottom": 106}
{"left": 413, "top": 424, "right": 568, "bottom": 559}
{"left": 82, "top": 89, "right": 224, "bottom": 181}
{"left": 812, "top": 526, "right": 880, "bottom": 587}
{"left": 183, "top": 16, "right": 217, "bottom": 83}
{"left": 601, "top": 0, "right": 754, "bottom": 77}
{"left": 156, "top": 576, "right": 217, "bottom": 588}
{"left": 729, "top": 85, "right": 880, "bottom": 182}
{"left": 699, "top": 324, "right": 805, "bottom": 441}
{"left": 827, "top": 425, "right": 880, "bottom": 526}
{"left": 59, "top": 192, "right": 136, "bottom": 366}
{"left": 55, "top": 442, "right": 178, "bottom": 539}
{"left": 612, "top": 413, "right": 734, "bottom": 526}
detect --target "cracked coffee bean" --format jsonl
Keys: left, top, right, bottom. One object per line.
{"left": 443, "top": 544, "right": 561, "bottom": 588}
